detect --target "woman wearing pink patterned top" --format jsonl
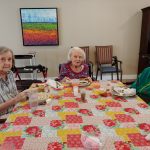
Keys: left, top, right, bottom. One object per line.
{"left": 59, "top": 47, "right": 92, "bottom": 82}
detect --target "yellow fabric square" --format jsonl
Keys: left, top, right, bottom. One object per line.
{"left": 115, "top": 128, "right": 140, "bottom": 141}
{"left": 93, "top": 89, "right": 101, "bottom": 95}
{"left": 57, "top": 112, "right": 77, "bottom": 120}
{"left": 90, "top": 82, "right": 100, "bottom": 87}
{"left": 98, "top": 98, "right": 113, "bottom": 104}
{"left": 58, "top": 90, "right": 64, "bottom": 96}
{"left": 0, "top": 131, "right": 22, "bottom": 144}
{"left": 7, "top": 113, "right": 29, "bottom": 122}
{"left": 136, "top": 96, "right": 144, "bottom": 102}
{"left": 18, "top": 101, "right": 28, "bottom": 106}
{"left": 106, "top": 111, "right": 124, "bottom": 119}
{"left": 64, "top": 87, "right": 73, "bottom": 93}
{"left": 59, "top": 100, "right": 75, "bottom": 106}
{"left": 57, "top": 129, "right": 81, "bottom": 142}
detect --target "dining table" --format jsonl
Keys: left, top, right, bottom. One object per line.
{"left": 0, "top": 80, "right": 150, "bottom": 150}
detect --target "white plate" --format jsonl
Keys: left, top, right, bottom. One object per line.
{"left": 112, "top": 86, "right": 136, "bottom": 97}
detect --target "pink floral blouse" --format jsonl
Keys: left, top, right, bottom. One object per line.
{"left": 58, "top": 62, "right": 89, "bottom": 81}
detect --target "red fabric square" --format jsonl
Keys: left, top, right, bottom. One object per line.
{"left": 64, "top": 93, "right": 74, "bottom": 97}
{"left": 106, "top": 102, "right": 121, "bottom": 107}
{"left": 64, "top": 102, "right": 79, "bottom": 108}
{"left": 128, "top": 133, "right": 150, "bottom": 146}
{"left": 3, "top": 136, "right": 24, "bottom": 149}
{"left": 115, "top": 114, "right": 135, "bottom": 122}
{"left": 66, "top": 115, "right": 83, "bottom": 123}
{"left": 67, "top": 134, "right": 83, "bottom": 148}
{"left": 13, "top": 116, "right": 31, "bottom": 125}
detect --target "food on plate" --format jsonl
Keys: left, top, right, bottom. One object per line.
{"left": 79, "top": 80, "right": 90, "bottom": 87}
{"left": 36, "top": 93, "right": 50, "bottom": 104}
{"left": 79, "top": 77, "right": 91, "bottom": 87}
{"left": 30, "top": 83, "right": 46, "bottom": 92}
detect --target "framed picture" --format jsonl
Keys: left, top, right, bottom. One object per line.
{"left": 20, "top": 8, "right": 59, "bottom": 46}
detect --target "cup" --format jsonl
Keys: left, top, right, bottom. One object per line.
{"left": 27, "top": 92, "right": 38, "bottom": 112}
{"left": 73, "top": 86, "right": 79, "bottom": 97}
{"left": 80, "top": 89, "right": 86, "bottom": 102}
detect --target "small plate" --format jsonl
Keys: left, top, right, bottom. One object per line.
{"left": 112, "top": 86, "right": 136, "bottom": 97}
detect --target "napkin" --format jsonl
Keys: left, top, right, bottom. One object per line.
{"left": 46, "top": 79, "right": 63, "bottom": 89}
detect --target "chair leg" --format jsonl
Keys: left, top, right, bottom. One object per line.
{"left": 120, "top": 71, "right": 123, "bottom": 81}
{"left": 101, "top": 72, "right": 102, "bottom": 80}
{"left": 111, "top": 73, "right": 113, "bottom": 80}
{"left": 96, "top": 69, "right": 99, "bottom": 80}
{"left": 117, "top": 71, "right": 119, "bottom": 80}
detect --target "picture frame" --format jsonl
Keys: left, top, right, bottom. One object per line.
{"left": 20, "top": 8, "right": 59, "bottom": 46}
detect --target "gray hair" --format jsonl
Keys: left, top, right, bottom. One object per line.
{"left": 0, "top": 46, "right": 15, "bottom": 66}
{"left": 67, "top": 47, "right": 86, "bottom": 61}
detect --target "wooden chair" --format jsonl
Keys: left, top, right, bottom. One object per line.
{"left": 95, "top": 45, "right": 122, "bottom": 81}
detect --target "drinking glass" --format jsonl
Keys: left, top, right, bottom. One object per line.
{"left": 27, "top": 91, "right": 38, "bottom": 112}
{"left": 80, "top": 88, "right": 86, "bottom": 102}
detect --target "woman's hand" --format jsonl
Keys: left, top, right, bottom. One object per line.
{"left": 87, "top": 77, "right": 92, "bottom": 82}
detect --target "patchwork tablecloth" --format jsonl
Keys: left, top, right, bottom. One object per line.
{"left": 0, "top": 81, "right": 150, "bottom": 150}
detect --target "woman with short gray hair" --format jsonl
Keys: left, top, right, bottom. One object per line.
{"left": 59, "top": 47, "right": 91, "bottom": 82}
{"left": 0, "top": 46, "right": 27, "bottom": 117}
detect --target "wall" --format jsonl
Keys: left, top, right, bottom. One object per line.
{"left": 0, "top": 0, "right": 150, "bottom": 79}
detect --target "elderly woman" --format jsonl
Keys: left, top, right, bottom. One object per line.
{"left": 0, "top": 46, "right": 27, "bottom": 116}
{"left": 59, "top": 47, "right": 91, "bottom": 82}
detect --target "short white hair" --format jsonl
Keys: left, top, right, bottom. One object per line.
{"left": 67, "top": 47, "right": 86, "bottom": 61}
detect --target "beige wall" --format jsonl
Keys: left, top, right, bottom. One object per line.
{"left": 0, "top": 0, "right": 150, "bottom": 78}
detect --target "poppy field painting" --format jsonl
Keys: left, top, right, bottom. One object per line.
{"left": 20, "top": 8, "right": 59, "bottom": 46}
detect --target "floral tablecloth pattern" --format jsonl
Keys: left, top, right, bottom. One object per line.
{"left": 0, "top": 81, "right": 150, "bottom": 150}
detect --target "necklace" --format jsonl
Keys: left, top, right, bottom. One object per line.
{"left": 70, "top": 64, "right": 83, "bottom": 73}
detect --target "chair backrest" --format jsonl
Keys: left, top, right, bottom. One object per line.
{"left": 79, "top": 46, "right": 90, "bottom": 63}
{"left": 95, "top": 45, "right": 113, "bottom": 64}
